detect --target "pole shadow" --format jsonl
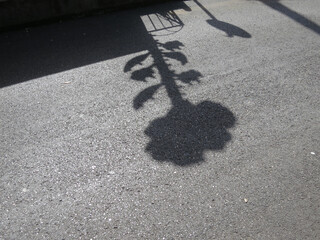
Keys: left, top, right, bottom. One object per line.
{"left": 257, "top": 0, "right": 320, "bottom": 35}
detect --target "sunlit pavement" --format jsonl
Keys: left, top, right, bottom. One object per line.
{"left": 1, "top": 0, "right": 319, "bottom": 239}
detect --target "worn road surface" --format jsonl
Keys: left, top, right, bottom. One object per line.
{"left": 1, "top": 0, "right": 319, "bottom": 239}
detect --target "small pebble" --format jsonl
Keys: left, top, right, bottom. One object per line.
{"left": 244, "top": 198, "right": 248, "bottom": 203}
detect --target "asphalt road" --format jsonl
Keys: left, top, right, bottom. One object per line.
{"left": 1, "top": 0, "right": 319, "bottom": 239}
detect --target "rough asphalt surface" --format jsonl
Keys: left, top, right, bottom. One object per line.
{"left": 1, "top": 0, "right": 319, "bottom": 239}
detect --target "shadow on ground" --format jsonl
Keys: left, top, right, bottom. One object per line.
{"left": 0, "top": 2, "right": 190, "bottom": 87}
{"left": 256, "top": 0, "right": 320, "bottom": 35}
{"left": 194, "top": 0, "right": 251, "bottom": 38}
{"left": 145, "top": 100, "right": 235, "bottom": 166}
{"left": 124, "top": 4, "right": 239, "bottom": 166}
{"left": 1, "top": 1, "right": 241, "bottom": 166}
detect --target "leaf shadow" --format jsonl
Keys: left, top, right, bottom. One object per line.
{"left": 131, "top": 66, "right": 155, "bottom": 82}
{"left": 134, "top": 84, "right": 162, "bottom": 109}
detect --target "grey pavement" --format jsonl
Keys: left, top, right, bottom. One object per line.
{"left": 1, "top": 0, "right": 319, "bottom": 239}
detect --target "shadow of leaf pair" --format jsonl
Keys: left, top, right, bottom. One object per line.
{"left": 124, "top": 41, "right": 191, "bottom": 83}
{"left": 144, "top": 100, "right": 236, "bottom": 166}
{"left": 124, "top": 52, "right": 150, "bottom": 73}
{"left": 158, "top": 41, "right": 184, "bottom": 51}
{"left": 133, "top": 69, "right": 202, "bottom": 110}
